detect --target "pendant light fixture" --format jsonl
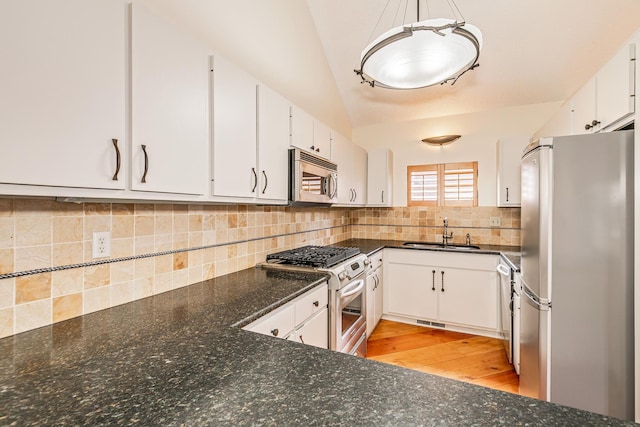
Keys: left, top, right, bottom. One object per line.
{"left": 354, "top": 0, "right": 482, "bottom": 89}
{"left": 422, "top": 135, "right": 461, "bottom": 146}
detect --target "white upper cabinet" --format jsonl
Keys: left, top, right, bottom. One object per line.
{"left": 211, "top": 55, "right": 258, "bottom": 198}
{"left": 289, "top": 105, "right": 331, "bottom": 160}
{"left": 0, "top": 0, "right": 126, "bottom": 190}
{"left": 596, "top": 43, "right": 635, "bottom": 131}
{"left": 312, "top": 120, "right": 332, "bottom": 159}
{"left": 533, "top": 100, "right": 573, "bottom": 139}
{"left": 131, "top": 2, "right": 209, "bottom": 195}
{"left": 332, "top": 134, "right": 367, "bottom": 205}
{"left": 571, "top": 77, "right": 597, "bottom": 135}
{"left": 367, "top": 149, "right": 393, "bottom": 207}
{"left": 496, "top": 137, "right": 528, "bottom": 207}
{"left": 290, "top": 104, "right": 315, "bottom": 154}
{"left": 257, "top": 84, "right": 290, "bottom": 202}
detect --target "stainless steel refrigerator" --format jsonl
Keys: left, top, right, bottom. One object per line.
{"left": 520, "top": 130, "right": 634, "bottom": 420}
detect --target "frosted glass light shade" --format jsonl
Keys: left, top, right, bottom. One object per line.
{"left": 356, "top": 18, "right": 482, "bottom": 89}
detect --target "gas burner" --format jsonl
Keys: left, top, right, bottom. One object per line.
{"left": 266, "top": 245, "right": 360, "bottom": 268}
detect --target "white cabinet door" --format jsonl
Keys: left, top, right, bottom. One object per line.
{"left": 257, "top": 84, "right": 291, "bottom": 202}
{"left": 0, "top": 0, "right": 126, "bottom": 190}
{"left": 497, "top": 137, "right": 528, "bottom": 207}
{"left": 437, "top": 267, "right": 498, "bottom": 330}
{"left": 131, "top": 2, "right": 209, "bottom": 195}
{"left": 211, "top": 55, "right": 258, "bottom": 198}
{"left": 352, "top": 144, "right": 368, "bottom": 205}
{"left": 571, "top": 77, "right": 597, "bottom": 135}
{"left": 312, "top": 120, "right": 332, "bottom": 159}
{"left": 332, "top": 133, "right": 354, "bottom": 204}
{"left": 384, "top": 261, "right": 438, "bottom": 320}
{"left": 596, "top": 43, "right": 635, "bottom": 130}
{"left": 367, "top": 149, "right": 393, "bottom": 206}
{"left": 290, "top": 104, "right": 315, "bottom": 153}
{"left": 293, "top": 308, "right": 328, "bottom": 349}
{"left": 373, "top": 269, "right": 383, "bottom": 328}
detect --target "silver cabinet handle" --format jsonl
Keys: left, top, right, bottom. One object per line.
{"left": 112, "top": 139, "right": 120, "bottom": 181}
{"left": 141, "top": 144, "right": 148, "bottom": 183}
{"left": 353, "top": 189, "right": 357, "bottom": 202}
{"left": 506, "top": 187, "right": 509, "bottom": 202}
{"left": 299, "top": 335, "right": 305, "bottom": 344}
{"left": 381, "top": 190, "right": 384, "bottom": 203}
{"left": 441, "top": 270, "right": 445, "bottom": 292}
{"left": 431, "top": 270, "right": 436, "bottom": 291}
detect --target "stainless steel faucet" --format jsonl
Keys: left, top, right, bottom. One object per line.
{"left": 442, "top": 217, "right": 453, "bottom": 246}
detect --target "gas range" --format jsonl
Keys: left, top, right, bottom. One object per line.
{"left": 265, "top": 245, "right": 361, "bottom": 269}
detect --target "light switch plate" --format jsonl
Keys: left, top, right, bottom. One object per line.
{"left": 490, "top": 217, "right": 501, "bottom": 227}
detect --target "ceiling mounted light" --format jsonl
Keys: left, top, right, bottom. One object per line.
{"left": 354, "top": 0, "right": 482, "bottom": 89}
{"left": 422, "top": 135, "right": 461, "bottom": 146}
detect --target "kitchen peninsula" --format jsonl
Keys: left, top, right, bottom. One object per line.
{"left": 0, "top": 242, "right": 632, "bottom": 426}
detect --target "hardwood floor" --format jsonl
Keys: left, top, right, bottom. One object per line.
{"left": 366, "top": 320, "right": 520, "bottom": 394}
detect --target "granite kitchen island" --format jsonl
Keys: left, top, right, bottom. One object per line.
{"left": 0, "top": 262, "right": 633, "bottom": 426}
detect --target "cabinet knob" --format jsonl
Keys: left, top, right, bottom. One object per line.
{"left": 313, "top": 300, "right": 319, "bottom": 307}
{"left": 271, "top": 328, "right": 279, "bottom": 337}
{"left": 591, "top": 119, "right": 601, "bottom": 126}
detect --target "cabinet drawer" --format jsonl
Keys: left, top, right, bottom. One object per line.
{"left": 368, "top": 251, "right": 384, "bottom": 271}
{"left": 295, "top": 284, "right": 328, "bottom": 324}
{"left": 291, "top": 308, "right": 329, "bottom": 349}
{"left": 245, "top": 304, "right": 295, "bottom": 339}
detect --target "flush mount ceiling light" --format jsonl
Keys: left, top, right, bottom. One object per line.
{"left": 354, "top": 0, "right": 482, "bottom": 89}
{"left": 422, "top": 135, "right": 461, "bottom": 145}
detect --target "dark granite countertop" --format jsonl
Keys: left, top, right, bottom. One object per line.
{"left": 333, "top": 238, "right": 522, "bottom": 271}
{"left": 0, "top": 252, "right": 632, "bottom": 426}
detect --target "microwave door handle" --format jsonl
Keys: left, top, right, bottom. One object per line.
{"left": 330, "top": 173, "right": 338, "bottom": 199}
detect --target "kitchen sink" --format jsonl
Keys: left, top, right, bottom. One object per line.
{"left": 402, "top": 242, "right": 481, "bottom": 250}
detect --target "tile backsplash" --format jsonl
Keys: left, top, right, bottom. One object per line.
{"left": 0, "top": 198, "right": 520, "bottom": 338}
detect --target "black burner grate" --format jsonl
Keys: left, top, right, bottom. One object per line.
{"left": 266, "top": 246, "right": 360, "bottom": 268}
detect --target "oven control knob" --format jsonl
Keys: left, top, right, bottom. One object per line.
{"left": 338, "top": 271, "right": 347, "bottom": 280}
{"left": 363, "top": 259, "right": 371, "bottom": 266}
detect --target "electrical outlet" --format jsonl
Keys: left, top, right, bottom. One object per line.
{"left": 490, "top": 217, "right": 501, "bottom": 227}
{"left": 92, "top": 231, "right": 111, "bottom": 258}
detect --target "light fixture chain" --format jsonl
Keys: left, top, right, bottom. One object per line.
{"left": 424, "top": 0, "right": 431, "bottom": 20}
{"left": 401, "top": 0, "right": 409, "bottom": 26}
{"left": 367, "top": 0, "right": 393, "bottom": 45}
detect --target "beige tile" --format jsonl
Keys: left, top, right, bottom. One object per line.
{"left": 112, "top": 216, "right": 134, "bottom": 239}
{"left": 0, "top": 248, "right": 14, "bottom": 274}
{"left": 52, "top": 269, "right": 83, "bottom": 297}
{"left": 133, "top": 277, "right": 153, "bottom": 300}
{"left": 51, "top": 201, "right": 84, "bottom": 216}
{"left": 0, "top": 307, "right": 13, "bottom": 338}
{"left": 111, "top": 260, "right": 134, "bottom": 283}
{"left": 84, "top": 216, "right": 111, "bottom": 240}
{"left": 0, "top": 278, "right": 14, "bottom": 309}
{"left": 135, "top": 236, "right": 154, "bottom": 255}
{"left": 173, "top": 252, "right": 187, "bottom": 270}
{"left": 84, "top": 286, "right": 110, "bottom": 314}
{"left": 155, "top": 204, "right": 173, "bottom": 215}
{"left": 111, "top": 281, "right": 133, "bottom": 306}
{"left": 155, "top": 234, "right": 173, "bottom": 252}
{"left": 188, "top": 266, "right": 203, "bottom": 285}
{"left": 52, "top": 216, "right": 83, "bottom": 243}
{"left": 172, "top": 269, "right": 188, "bottom": 289}
{"left": 16, "top": 273, "right": 51, "bottom": 304}
{"left": 53, "top": 293, "right": 82, "bottom": 323}
{"left": 0, "top": 218, "right": 15, "bottom": 248}
{"left": 84, "top": 264, "right": 110, "bottom": 289}
{"left": 155, "top": 215, "right": 172, "bottom": 235}
{"left": 153, "top": 272, "right": 173, "bottom": 294}
{"left": 112, "top": 203, "right": 134, "bottom": 216}
{"left": 14, "top": 199, "right": 54, "bottom": 217}
{"left": 135, "top": 215, "right": 154, "bottom": 236}
{"left": 53, "top": 242, "right": 83, "bottom": 266}
{"left": 189, "top": 232, "right": 202, "bottom": 247}
{"left": 202, "top": 214, "right": 215, "bottom": 231}
{"left": 135, "top": 257, "right": 154, "bottom": 279}
{"left": 135, "top": 204, "right": 154, "bottom": 215}
{"left": 84, "top": 203, "right": 111, "bottom": 216}
{"left": 189, "top": 215, "right": 203, "bottom": 232}
{"left": 155, "top": 254, "right": 173, "bottom": 274}
{"left": 173, "top": 215, "right": 188, "bottom": 233}
{"left": 0, "top": 199, "right": 14, "bottom": 216}
{"left": 15, "top": 299, "right": 51, "bottom": 334}
{"left": 15, "top": 217, "right": 51, "bottom": 247}
{"left": 172, "top": 233, "right": 188, "bottom": 250}
{"left": 111, "top": 238, "right": 133, "bottom": 258}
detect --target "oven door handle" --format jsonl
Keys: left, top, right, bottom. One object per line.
{"left": 340, "top": 279, "right": 364, "bottom": 299}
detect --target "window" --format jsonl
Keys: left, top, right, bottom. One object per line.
{"left": 407, "top": 162, "right": 478, "bottom": 207}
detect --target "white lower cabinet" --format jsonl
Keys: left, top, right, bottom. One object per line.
{"left": 383, "top": 249, "right": 499, "bottom": 336}
{"left": 244, "top": 282, "right": 329, "bottom": 349}
{"left": 366, "top": 252, "right": 384, "bottom": 337}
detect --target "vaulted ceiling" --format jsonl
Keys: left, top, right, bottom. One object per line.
{"left": 144, "top": 1, "right": 640, "bottom": 136}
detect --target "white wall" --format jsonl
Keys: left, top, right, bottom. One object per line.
{"left": 353, "top": 102, "right": 561, "bottom": 206}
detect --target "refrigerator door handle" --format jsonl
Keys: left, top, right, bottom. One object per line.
{"left": 521, "top": 284, "right": 551, "bottom": 311}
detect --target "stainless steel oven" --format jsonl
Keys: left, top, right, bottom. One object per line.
{"left": 260, "top": 246, "right": 369, "bottom": 357}
{"left": 289, "top": 148, "right": 338, "bottom": 205}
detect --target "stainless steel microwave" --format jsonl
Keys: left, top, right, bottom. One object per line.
{"left": 289, "top": 148, "right": 338, "bottom": 205}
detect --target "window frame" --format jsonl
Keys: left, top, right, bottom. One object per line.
{"left": 407, "top": 161, "right": 478, "bottom": 207}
